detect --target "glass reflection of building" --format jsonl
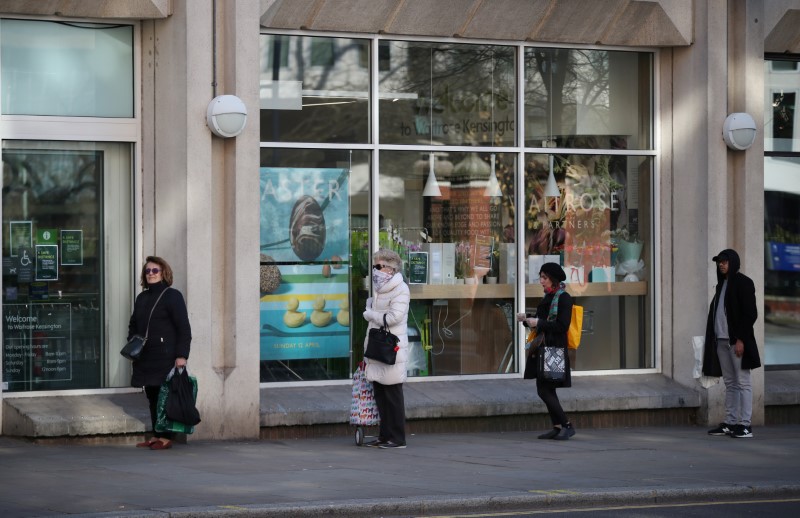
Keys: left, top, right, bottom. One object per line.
{"left": 764, "top": 58, "right": 800, "bottom": 368}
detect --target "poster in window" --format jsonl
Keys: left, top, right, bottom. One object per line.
{"left": 259, "top": 167, "right": 350, "bottom": 361}
{"left": 9, "top": 221, "right": 32, "bottom": 257}
{"left": 61, "top": 230, "right": 83, "bottom": 266}
{"left": 35, "top": 245, "right": 59, "bottom": 281}
{"left": 408, "top": 251, "right": 428, "bottom": 284}
{"left": 2, "top": 303, "right": 73, "bottom": 386}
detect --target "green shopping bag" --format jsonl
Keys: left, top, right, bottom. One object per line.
{"left": 155, "top": 367, "right": 199, "bottom": 434}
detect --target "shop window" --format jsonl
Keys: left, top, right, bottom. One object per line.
{"left": 258, "top": 148, "right": 370, "bottom": 382}
{"left": 378, "top": 41, "right": 516, "bottom": 147}
{"left": 259, "top": 35, "right": 370, "bottom": 144}
{"left": 523, "top": 153, "right": 653, "bottom": 370}
{"left": 764, "top": 56, "right": 800, "bottom": 369}
{"left": 0, "top": 19, "right": 133, "bottom": 118}
{"left": 764, "top": 166, "right": 800, "bottom": 368}
{"left": 377, "top": 150, "right": 517, "bottom": 375}
{"left": 523, "top": 48, "right": 653, "bottom": 150}
{"left": 2, "top": 141, "right": 133, "bottom": 391}
{"left": 258, "top": 34, "right": 656, "bottom": 381}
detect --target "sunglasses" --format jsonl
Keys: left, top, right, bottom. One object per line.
{"left": 373, "top": 264, "right": 391, "bottom": 271}
{"left": 145, "top": 268, "right": 161, "bottom": 274}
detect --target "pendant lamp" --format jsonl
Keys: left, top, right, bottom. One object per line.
{"left": 422, "top": 152, "right": 442, "bottom": 197}
{"left": 544, "top": 155, "right": 560, "bottom": 197}
{"left": 484, "top": 153, "right": 502, "bottom": 197}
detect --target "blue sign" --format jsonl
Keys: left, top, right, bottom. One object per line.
{"left": 767, "top": 241, "right": 800, "bottom": 272}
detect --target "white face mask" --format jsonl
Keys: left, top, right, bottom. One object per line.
{"left": 372, "top": 268, "right": 393, "bottom": 291}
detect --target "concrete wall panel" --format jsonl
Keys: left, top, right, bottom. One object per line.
{"left": 384, "top": 0, "right": 477, "bottom": 37}
{"left": 601, "top": 0, "right": 692, "bottom": 46}
{"left": 259, "top": 0, "right": 693, "bottom": 46}
{"left": 456, "top": 0, "right": 549, "bottom": 41}
{"left": 765, "top": 8, "right": 800, "bottom": 54}
{"left": 260, "top": 0, "right": 321, "bottom": 29}
{"left": 670, "top": 0, "right": 729, "bottom": 425}
{"left": 311, "top": 0, "right": 401, "bottom": 33}
{"left": 533, "top": 0, "right": 627, "bottom": 44}
{"left": 0, "top": 0, "right": 171, "bottom": 18}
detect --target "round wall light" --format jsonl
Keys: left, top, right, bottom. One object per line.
{"left": 722, "top": 112, "right": 757, "bottom": 151}
{"left": 206, "top": 95, "right": 247, "bottom": 138}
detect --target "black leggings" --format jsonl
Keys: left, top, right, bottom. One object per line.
{"left": 144, "top": 385, "right": 174, "bottom": 440}
{"left": 536, "top": 378, "right": 568, "bottom": 427}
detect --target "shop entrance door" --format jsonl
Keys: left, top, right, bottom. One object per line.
{"left": 2, "top": 141, "right": 133, "bottom": 391}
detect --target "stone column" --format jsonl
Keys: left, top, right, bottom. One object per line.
{"left": 728, "top": 0, "right": 765, "bottom": 426}
{"left": 671, "top": 0, "right": 765, "bottom": 427}
{"left": 145, "top": 0, "right": 261, "bottom": 439}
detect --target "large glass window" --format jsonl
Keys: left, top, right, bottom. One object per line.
{"left": 764, "top": 57, "right": 800, "bottom": 368}
{"left": 259, "top": 148, "right": 370, "bottom": 382}
{"left": 378, "top": 42, "right": 516, "bottom": 147}
{"left": 378, "top": 150, "right": 517, "bottom": 375}
{"left": 259, "top": 35, "right": 370, "bottom": 143}
{"left": 0, "top": 19, "right": 134, "bottom": 118}
{"left": 259, "top": 33, "right": 656, "bottom": 381}
{"left": 523, "top": 153, "right": 653, "bottom": 370}
{"left": 2, "top": 141, "right": 133, "bottom": 391}
{"left": 524, "top": 48, "right": 652, "bottom": 150}
{"left": 766, "top": 59, "right": 800, "bottom": 153}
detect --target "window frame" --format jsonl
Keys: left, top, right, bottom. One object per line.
{"left": 259, "top": 29, "right": 661, "bottom": 386}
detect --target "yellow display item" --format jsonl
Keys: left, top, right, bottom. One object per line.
{"left": 311, "top": 297, "right": 333, "bottom": 327}
{"left": 283, "top": 298, "right": 306, "bottom": 328}
{"left": 336, "top": 299, "right": 350, "bottom": 326}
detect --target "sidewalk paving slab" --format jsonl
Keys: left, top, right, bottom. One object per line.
{"left": 1, "top": 425, "right": 799, "bottom": 517}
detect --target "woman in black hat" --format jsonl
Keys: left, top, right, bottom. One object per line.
{"left": 517, "top": 262, "right": 576, "bottom": 440}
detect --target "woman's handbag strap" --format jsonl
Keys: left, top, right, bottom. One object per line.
{"left": 144, "top": 287, "right": 170, "bottom": 339}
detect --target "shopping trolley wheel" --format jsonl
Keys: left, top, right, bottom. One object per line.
{"left": 354, "top": 426, "right": 365, "bottom": 446}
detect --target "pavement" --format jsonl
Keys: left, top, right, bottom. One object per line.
{"left": 1, "top": 425, "right": 800, "bottom": 517}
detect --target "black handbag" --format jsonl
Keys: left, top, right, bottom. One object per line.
{"left": 121, "top": 287, "right": 170, "bottom": 361}
{"left": 121, "top": 334, "right": 146, "bottom": 361}
{"left": 538, "top": 345, "right": 566, "bottom": 382}
{"left": 364, "top": 314, "right": 400, "bottom": 365}
{"left": 523, "top": 347, "right": 538, "bottom": 379}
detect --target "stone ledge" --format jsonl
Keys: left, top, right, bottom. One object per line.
{"left": 3, "top": 370, "right": 797, "bottom": 438}
{"left": 3, "top": 393, "right": 149, "bottom": 438}
{"left": 260, "top": 374, "right": 701, "bottom": 427}
{"left": 765, "top": 370, "right": 800, "bottom": 406}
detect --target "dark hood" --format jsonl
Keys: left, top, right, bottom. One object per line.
{"left": 713, "top": 248, "right": 741, "bottom": 282}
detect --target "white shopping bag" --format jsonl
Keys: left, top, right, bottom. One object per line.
{"left": 691, "top": 335, "right": 720, "bottom": 389}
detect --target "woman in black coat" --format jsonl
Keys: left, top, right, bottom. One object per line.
{"left": 128, "top": 256, "right": 192, "bottom": 450}
{"left": 517, "top": 262, "right": 575, "bottom": 440}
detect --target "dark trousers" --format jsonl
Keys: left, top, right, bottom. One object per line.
{"left": 145, "top": 385, "right": 174, "bottom": 440}
{"left": 373, "top": 381, "right": 406, "bottom": 444}
{"left": 536, "top": 379, "right": 568, "bottom": 427}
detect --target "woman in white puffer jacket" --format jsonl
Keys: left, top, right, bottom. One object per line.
{"left": 363, "top": 248, "right": 410, "bottom": 449}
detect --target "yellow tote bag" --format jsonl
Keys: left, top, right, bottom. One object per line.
{"left": 568, "top": 305, "right": 583, "bottom": 350}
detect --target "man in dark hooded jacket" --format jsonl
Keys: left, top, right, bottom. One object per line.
{"left": 702, "top": 249, "right": 760, "bottom": 438}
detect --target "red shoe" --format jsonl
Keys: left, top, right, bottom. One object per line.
{"left": 136, "top": 438, "right": 156, "bottom": 448}
{"left": 149, "top": 439, "right": 172, "bottom": 450}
